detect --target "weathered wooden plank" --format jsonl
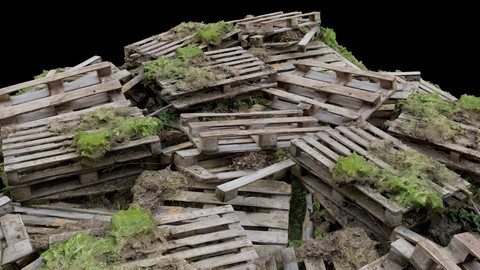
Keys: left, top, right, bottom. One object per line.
{"left": 281, "top": 247, "right": 299, "bottom": 270}
{"left": 192, "top": 249, "right": 258, "bottom": 269}
{"left": 411, "top": 240, "right": 462, "bottom": 270}
{"left": 297, "top": 27, "right": 318, "bottom": 52}
{"left": 279, "top": 73, "right": 381, "bottom": 104}
{"left": 291, "top": 138, "right": 335, "bottom": 168}
{"left": 155, "top": 205, "right": 233, "bottom": 224}
{"left": 246, "top": 230, "right": 288, "bottom": 245}
{"left": 215, "top": 159, "right": 295, "bottom": 202}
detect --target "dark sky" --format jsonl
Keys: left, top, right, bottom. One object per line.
{"left": 1, "top": 2, "right": 477, "bottom": 98}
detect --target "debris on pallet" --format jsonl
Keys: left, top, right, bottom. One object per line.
{"left": 290, "top": 120, "right": 471, "bottom": 228}
{"left": 386, "top": 92, "right": 480, "bottom": 181}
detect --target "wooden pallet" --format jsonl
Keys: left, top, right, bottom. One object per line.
{"left": 361, "top": 226, "right": 480, "bottom": 270}
{"left": 180, "top": 109, "right": 325, "bottom": 153}
{"left": 294, "top": 171, "right": 392, "bottom": 246}
{"left": 0, "top": 214, "right": 34, "bottom": 268}
{"left": 123, "top": 26, "right": 242, "bottom": 64}
{"left": 155, "top": 46, "right": 277, "bottom": 109}
{"left": 115, "top": 205, "right": 259, "bottom": 269}
{"left": 1, "top": 102, "right": 160, "bottom": 202}
{"left": 263, "top": 61, "right": 396, "bottom": 125}
{"left": 237, "top": 11, "right": 320, "bottom": 36}
{"left": 289, "top": 121, "right": 471, "bottom": 227}
{"left": 157, "top": 176, "right": 291, "bottom": 260}
{"left": 262, "top": 40, "right": 357, "bottom": 73}
{"left": 387, "top": 112, "right": 480, "bottom": 180}
{"left": 0, "top": 196, "right": 13, "bottom": 217}
{"left": 0, "top": 61, "right": 128, "bottom": 126}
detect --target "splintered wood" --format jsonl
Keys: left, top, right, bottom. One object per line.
{"left": 264, "top": 61, "right": 397, "bottom": 125}
{"left": 290, "top": 121, "right": 470, "bottom": 228}
{"left": 157, "top": 46, "right": 277, "bottom": 109}
{"left": 179, "top": 109, "right": 326, "bottom": 153}
{"left": 116, "top": 205, "right": 259, "bottom": 270}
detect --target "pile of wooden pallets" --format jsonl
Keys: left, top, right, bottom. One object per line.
{"left": 0, "top": 61, "right": 161, "bottom": 202}
{"left": 289, "top": 121, "right": 471, "bottom": 231}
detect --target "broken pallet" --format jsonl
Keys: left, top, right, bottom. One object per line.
{"left": 0, "top": 214, "right": 34, "bottom": 268}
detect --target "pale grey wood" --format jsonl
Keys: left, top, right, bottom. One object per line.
{"left": 215, "top": 159, "right": 295, "bottom": 202}
{"left": 281, "top": 247, "right": 299, "bottom": 270}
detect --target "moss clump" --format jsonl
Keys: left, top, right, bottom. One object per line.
{"left": 397, "top": 93, "right": 454, "bottom": 118}
{"left": 331, "top": 150, "right": 446, "bottom": 214}
{"left": 40, "top": 233, "right": 117, "bottom": 270}
{"left": 109, "top": 205, "right": 156, "bottom": 238}
{"left": 74, "top": 108, "right": 163, "bottom": 160}
{"left": 195, "top": 21, "right": 234, "bottom": 46}
{"left": 143, "top": 46, "right": 216, "bottom": 92}
{"left": 164, "top": 21, "right": 205, "bottom": 41}
{"left": 454, "top": 94, "right": 480, "bottom": 123}
{"left": 319, "top": 27, "right": 367, "bottom": 70}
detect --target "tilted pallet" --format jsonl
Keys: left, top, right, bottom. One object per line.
{"left": 262, "top": 40, "right": 356, "bottom": 73}
{"left": 123, "top": 26, "right": 242, "bottom": 64}
{"left": 155, "top": 46, "right": 277, "bottom": 109}
{"left": 289, "top": 121, "right": 471, "bottom": 227}
{"left": 0, "top": 61, "right": 129, "bottom": 126}
{"left": 0, "top": 214, "right": 34, "bottom": 268}
{"left": 361, "top": 226, "right": 480, "bottom": 270}
{"left": 157, "top": 177, "right": 291, "bottom": 266}
{"left": 1, "top": 102, "right": 161, "bottom": 202}
{"left": 115, "top": 205, "right": 259, "bottom": 270}
{"left": 294, "top": 171, "right": 392, "bottom": 246}
{"left": 263, "top": 61, "right": 397, "bottom": 125}
{"left": 180, "top": 109, "right": 326, "bottom": 153}
{"left": 237, "top": 11, "right": 320, "bottom": 36}
{"left": 387, "top": 112, "right": 480, "bottom": 180}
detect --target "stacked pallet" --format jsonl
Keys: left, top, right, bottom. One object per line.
{"left": 263, "top": 61, "right": 397, "bottom": 125}
{"left": 0, "top": 61, "right": 161, "bottom": 202}
{"left": 289, "top": 121, "right": 470, "bottom": 232}
{"left": 179, "top": 109, "right": 326, "bottom": 153}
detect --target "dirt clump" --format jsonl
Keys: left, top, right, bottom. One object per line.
{"left": 299, "top": 227, "right": 379, "bottom": 270}
{"left": 230, "top": 150, "right": 276, "bottom": 170}
{"left": 272, "top": 30, "right": 304, "bottom": 42}
{"left": 130, "top": 167, "right": 188, "bottom": 214}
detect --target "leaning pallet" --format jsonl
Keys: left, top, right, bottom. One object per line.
{"left": 157, "top": 175, "right": 291, "bottom": 266}
{"left": 153, "top": 46, "right": 278, "bottom": 109}
{"left": 180, "top": 109, "right": 326, "bottom": 153}
{"left": 387, "top": 112, "right": 480, "bottom": 181}
{"left": 289, "top": 120, "right": 471, "bottom": 228}
{"left": 263, "top": 61, "right": 397, "bottom": 125}
{"left": 0, "top": 63, "right": 161, "bottom": 202}
{"left": 114, "top": 205, "right": 259, "bottom": 269}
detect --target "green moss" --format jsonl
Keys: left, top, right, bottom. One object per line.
{"left": 275, "top": 148, "right": 290, "bottom": 162}
{"left": 331, "top": 149, "right": 447, "bottom": 214}
{"left": 166, "top": 21, "right": 205, "bottom": 41}
{"left": 195, "top": 21, "right": 234, "bottom": 46}
{"left": 319, "top": 27, "right": 367, "bottom": 70}
{"left": 74, "top": 108, "right": 163, "bottom": 160}
{"left": 40, "top": 233, "right": 117, "bottom": 270}
{"left": 175, "top": 44, "right": 206, "bottom": 63}
{"left": 397, "top": 93, "right": 454, "bottom": 118}
{"left": 288, "top": 179, "right": 307, "bottom": 243}
{"left": 109, "top": 205, "right": 156, "bottom": 238}
{"left": 456, "top": 94, "right": 480, "bottom": 111}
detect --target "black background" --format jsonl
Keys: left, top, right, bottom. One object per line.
{"left": 1, "top": 2, "right": 478, "bottom": 98}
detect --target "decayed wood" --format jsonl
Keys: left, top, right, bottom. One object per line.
{"left": 281, "top": 247, "right": 299, "bottom": 270}
{"left": 215, "top": 159, "right": 295, "bottom": 201}
{"left": 238, "top": 11, "right": 320, "bottom": 36}
{"left": 0, "top": 196, "right": 13, "bottom": 217}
